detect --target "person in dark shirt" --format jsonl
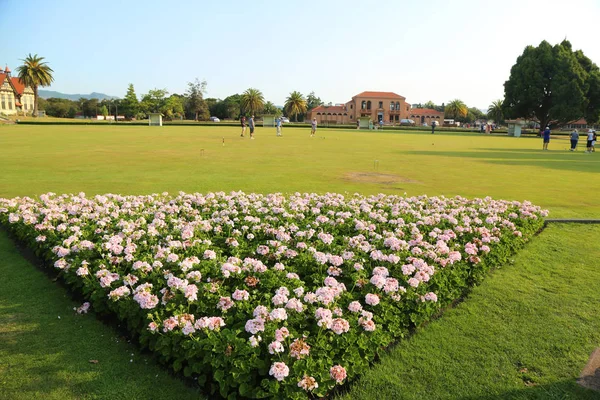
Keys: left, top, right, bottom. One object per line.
{"left": 542, "top": 126, "right": 551, "bottom": 150}
{"left": 240, "top": 116, "right": 246, "bottom": 137}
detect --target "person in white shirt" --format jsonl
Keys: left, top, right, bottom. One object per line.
{"left": 586, "top": 129, "right": 594, "bottom": 152}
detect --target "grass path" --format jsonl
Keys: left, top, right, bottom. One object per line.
{"left": 339, "top": 223, "right": 600, "bottom": 400}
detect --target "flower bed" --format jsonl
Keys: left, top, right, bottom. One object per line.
{"left": 0, "top": 192, "right": 547, "bottom": 399}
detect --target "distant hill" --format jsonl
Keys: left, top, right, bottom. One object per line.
{"left": 38, "top": 90, "right": 118, "bottom": 101}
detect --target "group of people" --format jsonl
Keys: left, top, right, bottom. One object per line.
{"left": 543, "top": 126, "right": 597, "bottom": 152}
{"left": 569, "top": 128, "right": 597, "bottom": 152}
{"left": 239, "top": 116, "right": 318, "bottom": 138}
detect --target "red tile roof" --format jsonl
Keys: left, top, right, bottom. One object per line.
{"left": 409, "top": 108, "right": 443, "bottom": 115}
{"left": 10, "top": 77, "right": 25, "bottom": 95}
{"left": 312, "top": 105, "right": 346, "bottom": 113}
{"left": 353, "top": 91, "right": 405, "bottom": 99}
{"left": 0, "top": 73, "right": 6, "bottom": 86}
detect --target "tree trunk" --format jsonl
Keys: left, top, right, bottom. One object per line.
{"left": 195, "top": 111, "right": 198, "bottom": 121}
{"left": 294, "top": 113, "right": 297, "bottom": 122}
{"left": 33, "top": 86, "right": 38, "bottom": 117}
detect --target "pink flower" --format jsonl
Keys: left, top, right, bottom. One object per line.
{"left": 269, "top": 362, "right": 290, "bottom": 381}
{"left": 330, "top": 365, "right": 347, "bottom": 384}
{"left": 330, "top": 318, "right": 350, "bottom": 335}
{"left": 270, "top": 308, "right": 288, "bottom": 321}
{"left": 268, "top": 341, "right": 285, "bottom": 354}
{"left": 148, "top": 321, "right": 158, "bottom": 332}
{"left": 184, "top": 284, "right": 198, "bottom": 302}
{"left": 217, "top": 296, "right": 234, "bottom": 311}
{"left": 365, "top": 293, "right": 380, "bottom": 306}
{"left": 249, "top": 335, "right": 261, "bottom": 347}
{"left": 232, "top": 289, "right": 250, "bottom": 301}
{"left": 274, "top": 327, "right": 290, "bottom": 342}
{"left": 348, "top": 301, "right": 363, "bottom": 313}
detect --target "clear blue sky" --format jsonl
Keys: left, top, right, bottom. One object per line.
{"left": 2, "top": 0, "right": 599, "bottom": 108}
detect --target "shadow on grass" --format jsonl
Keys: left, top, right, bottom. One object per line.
{"left": 458, "top": 379, "right": 598, "bottom": 400}
{"left": 404, "top": 149, "right": 600, "bottom": 173}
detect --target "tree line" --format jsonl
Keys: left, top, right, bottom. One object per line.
{"left": 20, "top": 40, "right": 600, "bottom": 127}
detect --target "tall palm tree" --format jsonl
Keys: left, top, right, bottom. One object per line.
{"left": 445, "top": 99, "right": 468, "bottom": 120}
{"left": 284, "top": 91, "right": 307, "bottom": 122}
{"left": 241, "top": 88, "right": 264, "bottom": 116}
{"left": 16, "top": 54, "right": 54, "bottom": 117}
{"left": 487, "top": 100, "right": 504, "bottom": 124}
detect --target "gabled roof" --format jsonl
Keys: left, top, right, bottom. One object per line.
{"left": 353, "top": 91, "right": 405, "bottom": 100}
{"left": 10, "top": 77, "right": 25, "bottom": 95}
{"left": 0, "top": 73, "right": 6, "bottom": 87}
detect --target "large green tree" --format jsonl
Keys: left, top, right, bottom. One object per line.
{"left": 121, "top": 84, "right": 139, "bottom": 119}
{"left": 284, "top": 91, "right": 307, "bottom": 122}
{"left": 241, "top": 88, "right": 264, "bottom": 116}
{"left": 445, "top": 99, "right": 468, "bottom": 120}
{"left": 186, "top": 78, "right": 208, "bottom": 121}
{"left": 503, "top": 40, "right": 600, "bottom": 129}
{"left": 263, "top": 101, "right": 281, "bottom": 117}
{"left": 16, "top": 54, "right": 54, "bottom": 117}
{"left": 140, "top": 89, "right": 168, "bottom": 115}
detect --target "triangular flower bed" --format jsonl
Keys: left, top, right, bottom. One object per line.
{"left": 0, "top": 192, "right": 547, "bottom": 399}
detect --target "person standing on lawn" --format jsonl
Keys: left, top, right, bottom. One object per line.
{"left": 311, "top": 118, "right": 317, "bottom": 137}
{"left": 586, "top": 128, "right": 594, "bottom": 152}
{"left": 240, "top": 116, "right": 247, "bottom": 137}
{"left": 542, "top": 126, "right": 551, "bottom": 150}
{"left": 276, "top": 117, "right": 282, "bottom": 137}
{"left": 570, "top": 129, "right": 579, "bottom": 151}
{"left": 249, "top": 115, "right": 255, "bottom": 139}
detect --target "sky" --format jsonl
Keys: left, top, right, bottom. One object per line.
{"left": 2, "top": 0, "right": 600, "bottom": 109}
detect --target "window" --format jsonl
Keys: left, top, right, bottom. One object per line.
{"left": 378, "top": 101, "right": 383, "bottom": 109}
{"left": 0, "top": 94, "right": 4, "bottom": 110}
{"left": 390, "top": 102, "right": 395, "bottom": 110}
{"left": 350, "top": 115, "right": 353, "bottom": 119}
{"left": 367, "top": 101, "right": 371, "bottom": 110}
{"left": 361, "top": 101, "right": 366, "bottom": 109}
{"left": 350, "top": 104, "right": 353, "bottom": 109}
{"left": 8, "top": 95, "right": 13, "bottom": 110}
{"left": 395, "top": 102, "right": 400, "bottom": 110}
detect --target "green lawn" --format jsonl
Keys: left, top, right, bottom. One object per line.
{"left": 0, "top": 125, "right": 599, "bottom": 399}
{"left": 0, "top": 125, "right": 598, "bottom": 218}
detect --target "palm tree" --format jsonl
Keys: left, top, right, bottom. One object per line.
{"left": 241, "top": 88, "right": 264, "bottom": 116}
{"left": 284, "top": 91, "right": 307, "bottom": 122}
{"left": 445, "top": 99, "right": 468, "bottom": 120}
{"left": 487, "top": 100, "right": 504, "bottom": 125}
{"left": 16, "top": 54, "right": 54, "bottom": 117}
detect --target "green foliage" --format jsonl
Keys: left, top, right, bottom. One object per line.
{"left": 140, "top": 88, "right": 169, "bottom": 115}
{"left": 284, "top": 91, "right": 307, "bottom": 122}
{"left": 16, "top": 54, "right": 54, "bottom": 117}
{"left": 121, "top": 84, "right": 140, "bottom": 119}
{"left": 162, "top": 95, "right": 185, "bottom": 120}
{"left": 445, "top": 99, "right": 468, "bottom": 120}
{"left": 504, "top": 40, "right": 600, "bottom": 128}
{"left": 487, "top": 100, "right": 504, "bottom": 124}
{"left": 263, "top": 101, "right": 281, "bottom": 117}
{"left": 186, "top": 79, "right": 208, "bottom": 121}
{"left": 306, "top": 91, "right": 323, "bottom": 112}
{"left": 100, "top": 105, "right": 108, "bottom": 117}
{"left": 241, "top": 88, "right": 265, "bottom": 116}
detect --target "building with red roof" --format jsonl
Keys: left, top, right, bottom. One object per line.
{"left": 0, "top": 66, "right": 35, "bottom": 115}
{"left": 306, "top": 91, "right": 443, "bottom": 126}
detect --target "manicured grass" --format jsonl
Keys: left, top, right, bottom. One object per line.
{"left": 1, "top": 124, "right": 599, "bottom": 399}
{"left": 339, "top": 224, "right": 600, "bottom": 400}
{"left": 0, "top": 125, "right": 599, "bottom": 218}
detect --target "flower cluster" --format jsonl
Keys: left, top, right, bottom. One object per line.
{"left": 0, "top": 191, "right": 546, "bottom": 399}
